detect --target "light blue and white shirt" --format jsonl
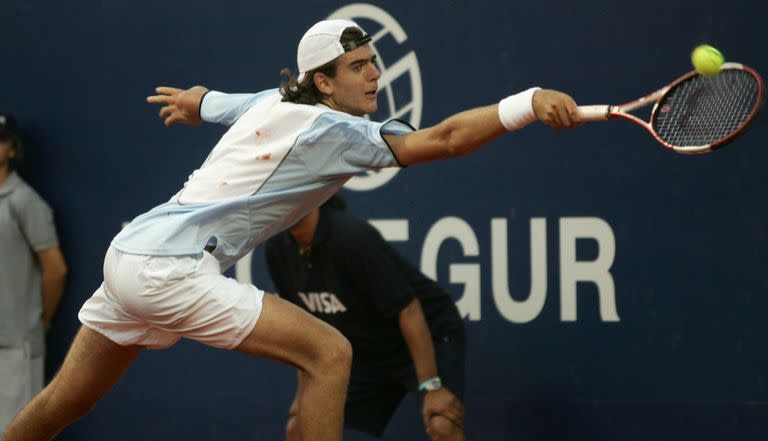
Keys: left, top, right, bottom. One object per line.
{"left": 112, "top": 89, "right": 413, "bottom": 271}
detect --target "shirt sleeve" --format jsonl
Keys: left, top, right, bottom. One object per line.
{"left": 296, "top": 114, "right": 414, "bottom": 177}
{"left": 12, "top": 189, "right": 58, "bottom": 252}
{"left": 344, "top": 222, "right": 415, "bottom": 318}
{"left": 200, "top": 89, "right": 279, "bottom": 126}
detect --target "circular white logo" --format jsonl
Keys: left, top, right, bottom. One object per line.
{"left": 329, "top": 3, "right": 423, "bottom": 191}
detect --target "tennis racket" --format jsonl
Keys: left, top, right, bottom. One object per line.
{"left": 578, "top": 62, "right": 764, "bottom": 154}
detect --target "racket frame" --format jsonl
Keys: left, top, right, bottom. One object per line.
{"left": 578, "top": 62, "right": 764, "bottom": 154}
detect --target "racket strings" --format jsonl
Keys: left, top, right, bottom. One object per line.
{"left": 652, "top": 70, "right": 761, "bottom": 148}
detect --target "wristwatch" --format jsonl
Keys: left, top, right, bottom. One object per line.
{"left": 418, "top": 377, "right": 442, "bottom": 393}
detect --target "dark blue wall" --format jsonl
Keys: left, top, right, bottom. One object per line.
{"left": 2, "top": 1, "right": 767, "bottom": 440}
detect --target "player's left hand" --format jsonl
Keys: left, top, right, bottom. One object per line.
{"left": 147, "top": 85, "right": 209, "bottom": 127}
{"left": 422, "top": 388, "right": 464, "bottom": 431}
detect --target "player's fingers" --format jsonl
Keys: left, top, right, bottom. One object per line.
{"left": 159, "top": 105, "right": 177, "bottom": 118}
{"left": 557, "top": 104, "right": 573, "bottom": 129}
{"left": 164, "top": 113, "right": 183, "bottom": 127}
{"left": 147, "top": 94, "right": 175, "bottom": 105}
{"left": 547, "top": 105, "right": 563, "bottom": 129}
{"left": 155, "top": 86, "right": 183, "bottom": 96}
{"left": 568, "top": 105, "right": 582, "bottom": 126}
{"left": 564, "top": 95, "right": 581, "bottom": 126}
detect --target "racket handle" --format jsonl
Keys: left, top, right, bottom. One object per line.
{"left": 578, "top": 105, "right": 612, "bottom": 122}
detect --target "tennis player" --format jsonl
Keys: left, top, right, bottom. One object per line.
{"left": 1, "top": 19, "right": 580, "bottom": 441}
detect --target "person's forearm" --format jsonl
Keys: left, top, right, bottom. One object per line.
{"left": 41, "top": 268, "right": 66, "bottom": 329}
{"left": 436, "top": 104, "right": 508, "bottom": 157}
{"left": 431, "top": 87, "right": 540, "bottom": 158}
{"left": 389, "top": 87, "right": 581, "bottom": 166}
{"left": 388, "top": 104, "right": 510, "bottom": 165}
{"left": 398, "top": 298, "right": 438, "bottom": 382}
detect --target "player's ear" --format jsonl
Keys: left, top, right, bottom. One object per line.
{"left": 313, "top": 72, "right": 333, "bottom": 96}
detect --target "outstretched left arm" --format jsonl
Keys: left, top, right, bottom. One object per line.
{"left": 384, "top": 89, "right": 580, "bottom": 166}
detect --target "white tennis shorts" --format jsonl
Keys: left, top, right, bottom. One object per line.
{"left": 79, "top": 247, "right": 263, "bottom": 350}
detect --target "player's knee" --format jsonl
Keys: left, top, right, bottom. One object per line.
{"left": 427, "top": 415, "right": 462, "bottom": 440}
{"left": 303, "top": 326, "right": 351, "bottom": 383}
{"left": 321, "top": 329, "right": 352, "bottom": 372}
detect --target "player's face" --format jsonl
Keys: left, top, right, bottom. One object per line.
{"left": 324, "top": 45, "right": 380, "bottom": 117}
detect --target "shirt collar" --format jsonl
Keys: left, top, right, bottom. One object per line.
{"left": 0, "top": 172, "right": 21, "bottom": 197}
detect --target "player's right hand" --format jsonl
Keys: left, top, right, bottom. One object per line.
{"left": 532, "top": 89, "right": 582, "bottom": 130}
{"left": 147, "top": 85, "right": 209, "bottom": 127}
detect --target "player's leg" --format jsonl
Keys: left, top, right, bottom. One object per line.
{"left": 235, "top": 294, "right": 351, "bottom": 441}
{"left": 132, "top": 251, "right": 350, "bottom": 440}
{"left": 1, "top": 326, "right": 141, "bottom": 441}
{"left": 285, "top": 370, "right": 303, "bottom": 441}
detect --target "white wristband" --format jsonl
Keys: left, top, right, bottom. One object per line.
{"left": 498, "top": 87, "right": 541, "bottom": 131}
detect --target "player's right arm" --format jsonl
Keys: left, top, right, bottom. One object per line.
{"left": 148, "top": 86, "right": 266, "bottom": 127}
{"left": 384, "top": 89, "right": 580, "bottom": 166}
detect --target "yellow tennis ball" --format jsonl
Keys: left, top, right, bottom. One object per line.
{"left": 691, "top": 45, "right": 724, "bottom": 76}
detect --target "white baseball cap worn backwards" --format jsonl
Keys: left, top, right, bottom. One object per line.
{"left": 296, "top": 19, "right": 371, "bottom": 82}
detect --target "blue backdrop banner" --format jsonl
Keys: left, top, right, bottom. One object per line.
{"left": 2, "top": 1, "right": 766, "bottom": 439}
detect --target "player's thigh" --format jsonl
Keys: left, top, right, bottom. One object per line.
{"left": 48, "top": 326, "right": 141, "bottom": 411}
{"left": 234, "top": 294, "right": 350, "bottom": 371}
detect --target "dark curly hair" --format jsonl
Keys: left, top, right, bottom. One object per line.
{"left": 280, "top": 27, "right": 367, "bottom": 105}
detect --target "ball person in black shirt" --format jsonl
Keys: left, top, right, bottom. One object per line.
{"left": 266, "top": 194, "right": 466, "bottom": 441}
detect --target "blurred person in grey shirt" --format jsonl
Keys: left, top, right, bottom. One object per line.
{"left": 0, "top": 113, "right": 67, "bottom": 435}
